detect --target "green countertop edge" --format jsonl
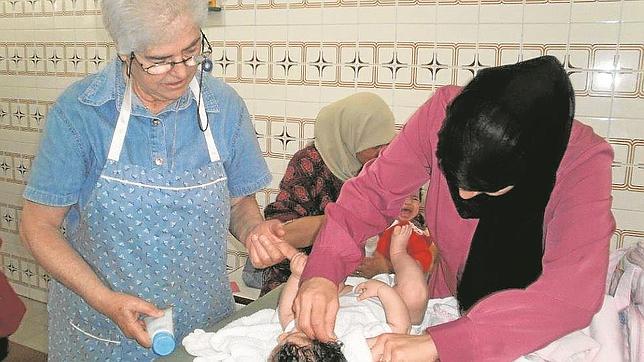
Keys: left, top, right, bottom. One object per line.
{"left": 160, "top": 285, "right": 282, "bottom": 361}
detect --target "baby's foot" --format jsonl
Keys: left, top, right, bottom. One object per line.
{"left": 390, "top": 224, "right": 413, "bottom": 256}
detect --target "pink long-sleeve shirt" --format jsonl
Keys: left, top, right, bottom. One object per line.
{"left": 301, "top": 85, "right": 616, "bottom": 361}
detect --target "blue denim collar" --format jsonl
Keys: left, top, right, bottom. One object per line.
{"left": 78, "top": 58, "right": 220, "bottom": 118}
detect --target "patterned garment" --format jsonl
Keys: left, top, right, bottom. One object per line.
{"left": 261, "top": 145, "right": 344, "bottom": 295}
{"left": 24, "top": 60, "right": 270, "bottom": 360}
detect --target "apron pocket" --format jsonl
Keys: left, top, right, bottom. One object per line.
{"left": 70, "top": 309, "right": 123, "bottom": 345}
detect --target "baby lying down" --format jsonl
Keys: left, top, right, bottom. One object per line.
{"left": 183, "top": 225, "right": 614, "bottom": 361}
{"left": 183, "top": 225, "right": 439, "bottom": 361}
{"left": 182, "top": 275, "right": 453, "bottom": 362}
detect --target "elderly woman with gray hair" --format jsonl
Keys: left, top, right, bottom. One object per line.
{"left": 19, "top": 0, "right": 289, "bottom": 359}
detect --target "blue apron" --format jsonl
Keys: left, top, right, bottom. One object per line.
{"left": 48, "top": 78, "right": 234, "bottom": 361}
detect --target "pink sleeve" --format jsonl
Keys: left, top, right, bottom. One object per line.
{"left": 428, "top": 138, "right": 616, "bottom": 361}
{"left": 300, "top": 87, "right": 458, "bottom": 285}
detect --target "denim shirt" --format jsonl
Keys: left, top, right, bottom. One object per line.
{"left": 24, "top": 59, "right": 270, "bottom": 211}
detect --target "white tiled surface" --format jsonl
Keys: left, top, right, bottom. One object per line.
{"left": 0, "top": 0, "right": 643, "bottom": 304}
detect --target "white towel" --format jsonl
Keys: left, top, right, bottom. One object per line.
{"left": 182, "top": 309, "right": 282, "bottom": 362}
{"left": 182, "top": 305, "right": 384, "bottom": 362}
{"left": 184, "top": 277, "right": 613, "bottom": 362}
{"left": 183, "top": 275, "right": 398, "bottom": 362}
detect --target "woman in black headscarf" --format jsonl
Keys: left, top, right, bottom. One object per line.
{"left": 291, "top": 56, "right": 615, "bottom": 361}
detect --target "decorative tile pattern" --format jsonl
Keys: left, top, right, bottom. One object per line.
{"left": 0, "top": 251, "right": 50, "bottom": 292}
{"left": 0, "top": 98, "right": 52, "bottom": 132}
{"left": 613, "top": 228, "right": 644, "bottom": 250}
{"left": 0, "top": 152, "right": 34, "bottom": 185}
{"left": 211, "top": 41, "right": 644, "bottom": 97}
{"left": 0, "top": 0, "right": 628, "bottom": 17}
{"left": 0, "top": 42, "right": 641, "bottom": 98}
{"left": 0, "top": 202, "right": 20, "bottom": 234}
{"left": 0, "top": 42, "right": 113, "bottom": 77}
{"left": 0, "top": 0, "right": 101, "bottom": 17}
{"left": 221, "top": 0, "right": 627, "bottom": 11}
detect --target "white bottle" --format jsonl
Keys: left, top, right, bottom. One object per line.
{"left": 364, "top": 235, "right": 379, "bottom": 257}
{"left": 144, "top": 307, "right": 175, "bottom": 356}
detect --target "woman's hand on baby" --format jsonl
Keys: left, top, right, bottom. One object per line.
{"left": 355, "top": 279, "right": 387, "bottom": 301}
{"left": 293, "top": 277, "right": 339, "bottom": 342}
{"left": 369, "top": 333, "right": 438, "bottom": 362}
{"left": 94, "top": 290, "right": 164, "bottom": 348}
{"left": 245, "top": 219, "right": 290, "bottom": 268}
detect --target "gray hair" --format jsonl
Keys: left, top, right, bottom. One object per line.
{"left": 101, "top": 0, "right": 208, "bottom": 54}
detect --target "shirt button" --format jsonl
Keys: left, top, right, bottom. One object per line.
{"left": 152, "top": 119, "right": 161, "bottom": 126}
{"left": 154, "top": 157, "right": 164, "bottom": 166}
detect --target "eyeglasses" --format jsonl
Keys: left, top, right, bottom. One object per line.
{"left": 128, "top": 30, "right": 213, "bottom": 76}
{"left": 131, "top": 53, "right": 208, "bottom": 75}
{"left": 124, "top": 30, "right": 214, "bottom": 132}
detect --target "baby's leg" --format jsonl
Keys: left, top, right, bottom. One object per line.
{"left": 390, "top": 225, "right": 429, "bottom": 324}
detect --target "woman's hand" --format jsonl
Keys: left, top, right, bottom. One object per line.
{"left": 94, "top": 290, "right": 164, "bottom": 348}
{"left": 369, "top": 333, "right": 438, "bottom": 362}
{"left": 293, "top": 277, "right": 339, "bottom": 342}
{"left": 245, "top": 219, "right": 290, "bottom": 268}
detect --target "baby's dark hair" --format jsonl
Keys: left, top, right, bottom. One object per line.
{"left": 411, "top": 188, "right": 426, "bottom": 229}
{"left": 270, "top": 340, "right": 346, "bottom": 362}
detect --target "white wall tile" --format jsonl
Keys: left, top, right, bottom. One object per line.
{"left": 523, "top": 3, "right": 571, "bottom": 24}
{"left": 522, "top": 23, "right": 569, "bottom": 44}
{"left": 477, "top": 24, "right": 523, "bottom": 44}
{"left": 619, "top": 22, "right": 644, "bottom": 44}
{"left": 372, "top": 5, "right": 418, "bottom": 26}
{"left": 435, "top": 4, "right": 479, "bottom": 25}
{"left": 255, "top": 8, "right": 289, "bottom": 25}
{"left": 608, "top": 117, "right": 644, "bottom": 140}
{"left": 321, "top": 7, "right": 359, "bottom": 25}
{"left": 435, "top": 23, "right": 480, "bottom": 43}
{"left": 611, "top": 97, "right": 644, "bottom": 121}
{"left": 622, "top": 1, "right": 644, "bottom": 23}
{"left": 569, "top": 23, "right": 620, "bottom": 44}
{"left": 287, "top": 8, "right": 323, "bottom": 25}
{"left": 479, "top": 3, "right": 523, "bottom": 24}
{"left": 576, "top": 96, "right": 615, "bottom": 119}
{"left": 570, "top": 2, "right": 622, "bottom": 24}
{"left": 394, "top": 23, "right": 435, "bottom": 44}
{"left": 579, "top": 117, "right": 611, "bottom": 138}
{"left": 613, "top": 209, "right": 644, "bottom": 248}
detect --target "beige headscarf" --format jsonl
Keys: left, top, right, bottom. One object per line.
{"left": 314, "top": 93, "right": 396, "bottom": 181}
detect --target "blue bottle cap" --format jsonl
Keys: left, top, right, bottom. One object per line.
{"left": 152, "top": 331, "right": 176, "bottom": 356}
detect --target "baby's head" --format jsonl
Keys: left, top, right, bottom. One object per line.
{"left": 270, "top": 330, "right": 346, "bottom": 362}
{"left": 399, "top": 189, "right": 425, "bottom": 227}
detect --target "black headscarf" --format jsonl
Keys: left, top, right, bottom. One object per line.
{"left": 436, "top": 56, "right": 575, "bottom": 312}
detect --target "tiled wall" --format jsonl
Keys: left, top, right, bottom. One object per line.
{"left": 0, "top": 0, "right": 642, "bottom": 302}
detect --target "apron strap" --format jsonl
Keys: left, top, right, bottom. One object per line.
{"left": 190, "top": 77, "right": 220, "bottom": 162}
{"left": 107, "top": 80, "right": 132, "bottom": 161}
{"left": 106, "top": 77, "right": 221, "bottom": 162}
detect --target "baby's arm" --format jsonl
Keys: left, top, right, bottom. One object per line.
{"left": 355, "top": 280, "right": 411, "bottom": 334}
{"left": 277, "top": 251, "right": 307, "bottom": 329}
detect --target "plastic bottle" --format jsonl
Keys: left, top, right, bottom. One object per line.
{"left": 144, "top": 307, "right": 175, "bottom": 356}
{"left": 364, "top": 235, "right": 379, "bottom": 257}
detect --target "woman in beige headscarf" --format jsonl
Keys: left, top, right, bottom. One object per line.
{"left": 314, "top": 93, "right": 396, "bottom": 181}
{"left": 246, "top": 93, "right": 396, "bottom": 295}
